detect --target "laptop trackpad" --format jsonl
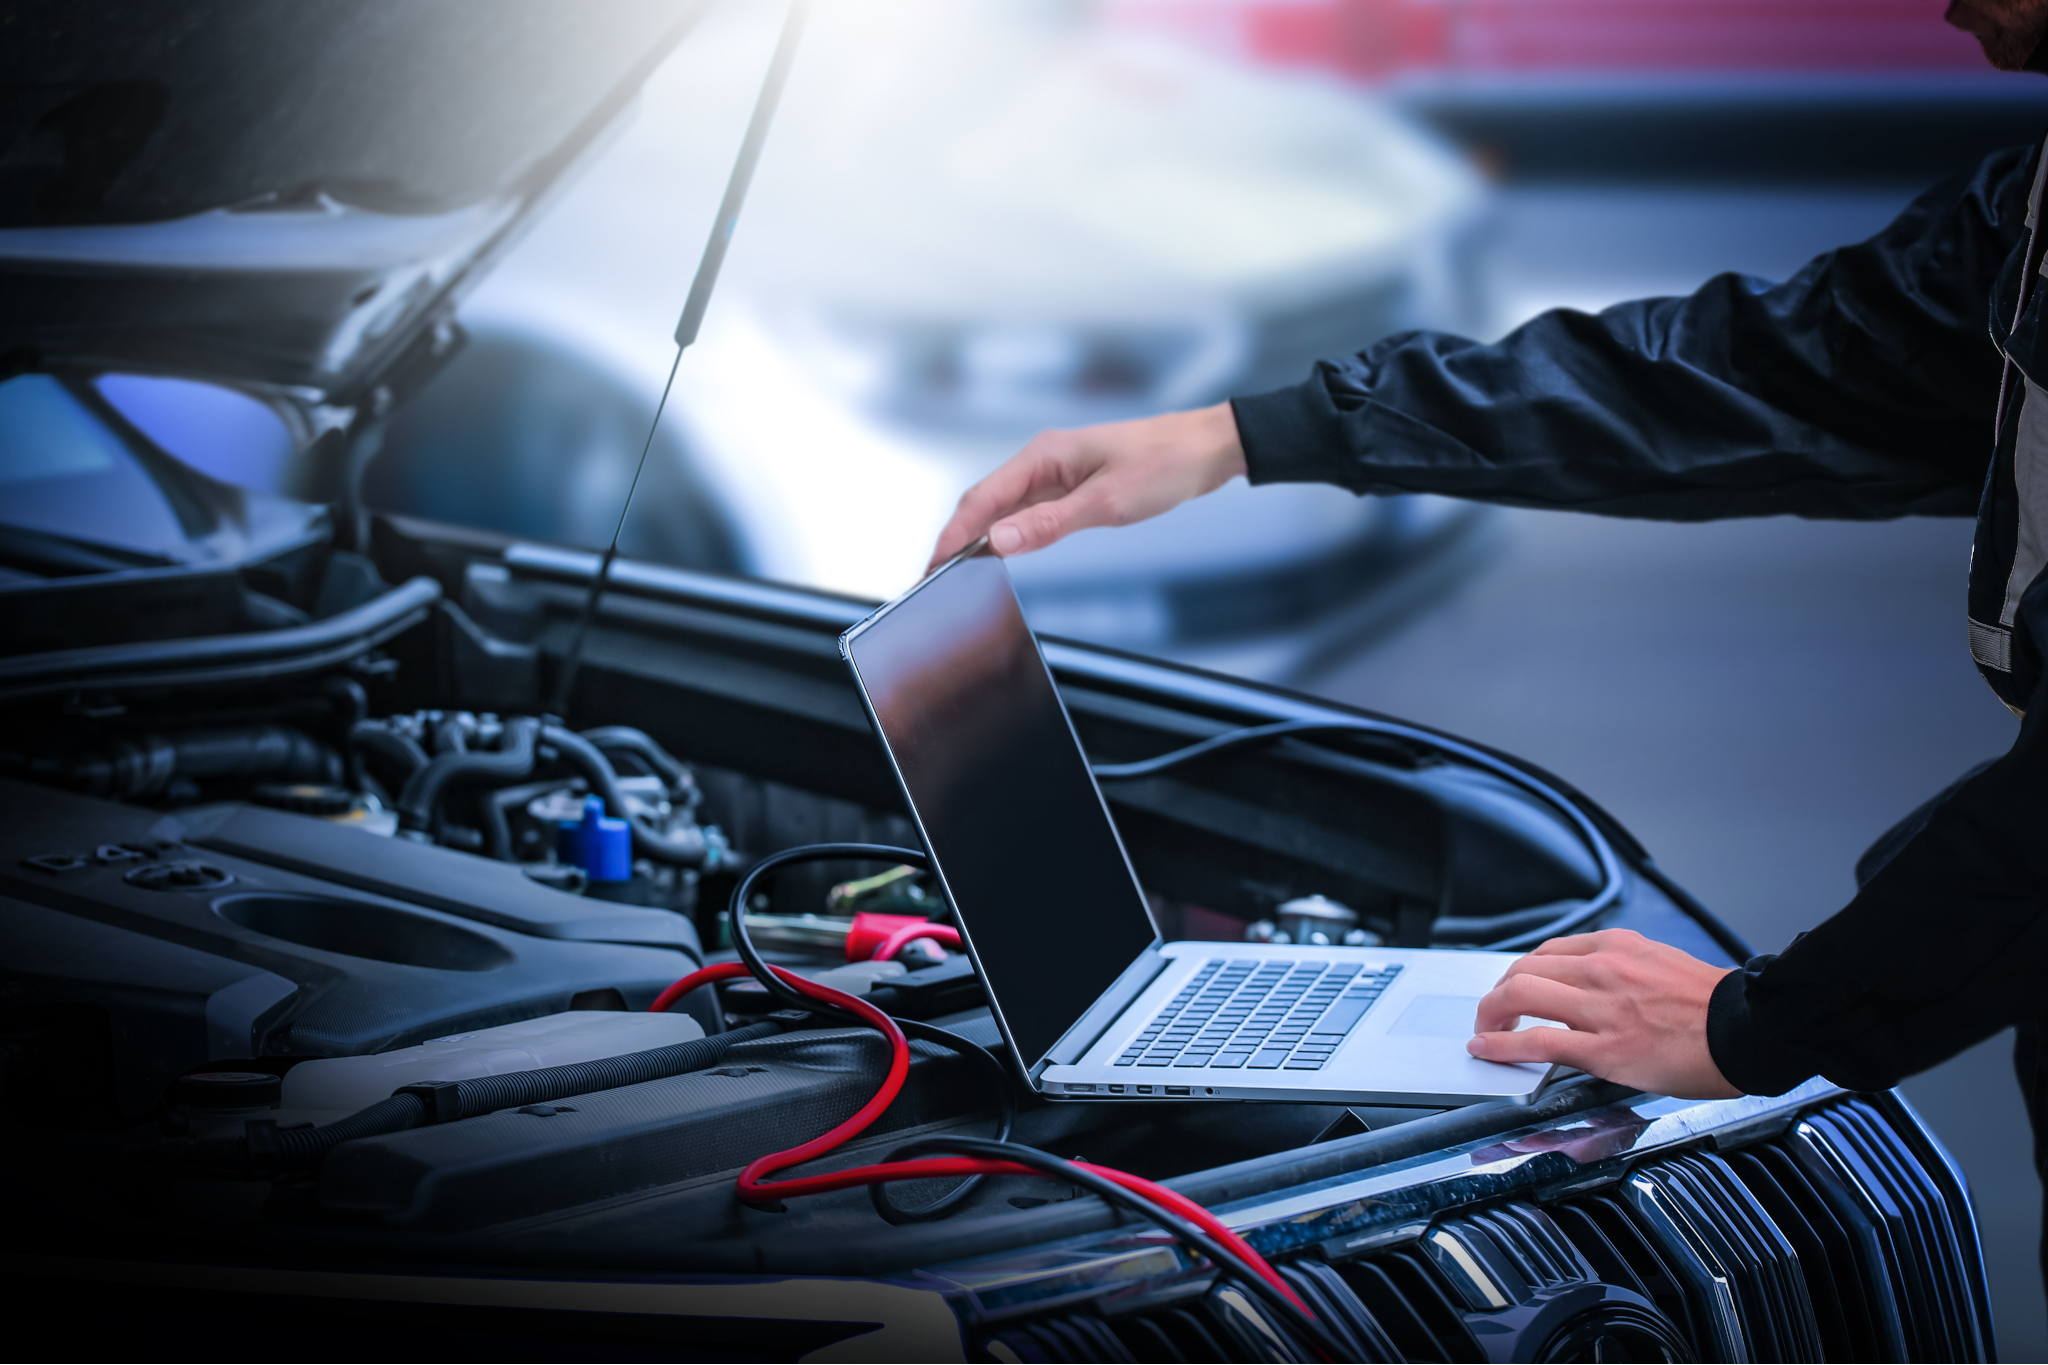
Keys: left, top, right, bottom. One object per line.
{"left": 1387, "top": 995, "right": 1480, "bottom": 1038}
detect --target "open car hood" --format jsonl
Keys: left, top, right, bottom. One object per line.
{"left": 0, "top": 0, "right": 713, "bottom": 405}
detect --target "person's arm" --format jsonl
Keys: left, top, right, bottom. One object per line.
{"left": 933, "top": 144, "right": 2031, "bottom": 567}
{"left": 1705, "top": 595, "right": 2048, "bottom": 1095}
{"left": 1474, "top": 573, "right": 2048, "bottom": 1099}
{"left": 1234, "top": 145, "right": 2027, "bottom": 520}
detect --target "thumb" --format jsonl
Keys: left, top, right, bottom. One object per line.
{"left": 1468, "top": 1024, "right": 1595, "bottom": 1071}
{"left": 989, "top": 491, "right": 1098, "bottom": 557}
{"left": 987, "top": 521, "right": 1026, "bottom": 557}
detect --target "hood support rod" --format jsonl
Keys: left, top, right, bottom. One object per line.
{"left": 550, "top": 0, "right": 813, "bottom": 720}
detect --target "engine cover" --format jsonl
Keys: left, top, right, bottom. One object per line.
{"left": 0, "top": 778, "right": 703, "bottom": 1118}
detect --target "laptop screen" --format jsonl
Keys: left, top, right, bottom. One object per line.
{"left": 843, "top": 548, "right": 1160, "bottom": 1070}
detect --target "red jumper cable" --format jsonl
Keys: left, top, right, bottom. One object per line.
{"left": 649, "top": 961, "right": 1313, "bottom": 1319}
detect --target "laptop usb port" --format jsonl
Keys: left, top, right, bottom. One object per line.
{"left": 1165, "top": 1085, "right": 1191, "bottom": 1096}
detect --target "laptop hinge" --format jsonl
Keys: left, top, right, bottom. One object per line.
{"left": 1032, "top": 945, "right": 1170, "bottom": 1080}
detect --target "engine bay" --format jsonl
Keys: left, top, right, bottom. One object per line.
{"left": 0, "top": 516, "right": 1995, "bottom": 1362}
{"left": 1, "top": 515, "right": 1717, "bottom": 1181}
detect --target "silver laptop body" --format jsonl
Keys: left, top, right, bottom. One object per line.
{"left": 840, "top": 542, "right": 1555, "bottom": 1107}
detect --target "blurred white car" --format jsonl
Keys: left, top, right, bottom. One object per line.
{"left": 367, "top": 0, "right": 1499, "bottom": 679}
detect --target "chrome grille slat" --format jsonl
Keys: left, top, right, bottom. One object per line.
{"left": 966, "top": 1094, "right": 1992, "bottom": 1363}
{"left": 1275, "top": 1261, "right": 1401, "bottom": 1363}
{"left": 1495, "top": 1202, "right": 1598, "bottom": 1285}
{"left": 1724, "top": 1146, "right": 1872, "bottom": 1361}
{"left": 1159, "top": 1306, "right": 1231, "bottom": 1362}
{"left": 1797, "top": 1110, "right": 1954, "bottom": 1359}
{"left": 1834, "top": 1106, "right": 1958, "bottom": 1353}
{"left": 1887, "top": 1091, "right": 2001, "bottom": 1353}
{"left": 1342, "top": 1255, "right": 1463, "bottom": 1362}
{"left": 1205, "top": 1281, "right": 1305, "bottom": 1363}
{"left": 1838, "top": 1099, "right": 1986, "bottom": 1360}
{"left": 1567, "top": 1193, "right": 1711, "bottom": 1345}
{"left": 1672, "top": 1151, "right": 1823, "bottom": 1362}
{"left": 1623, "top": 1165, "right": 1751, "bottom": 1361}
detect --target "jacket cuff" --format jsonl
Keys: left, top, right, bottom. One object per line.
{"left": 1231, "top": 384, "right": 1363, "bottom": 489}
{"left": 1706, "top": 956, "right": 1821, "bottom": 1097}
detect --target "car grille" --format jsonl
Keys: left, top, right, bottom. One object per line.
{"left": 972, "top": 1095, "right": 1991, "bottom": 1363}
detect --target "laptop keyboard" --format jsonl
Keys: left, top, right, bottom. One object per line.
{"left": 1114, "top": 958, "right": 1404, "bottom": 1072}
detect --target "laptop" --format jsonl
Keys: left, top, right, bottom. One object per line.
{"left": 839, "top": 541, "right": 1560, "bottom": 1107}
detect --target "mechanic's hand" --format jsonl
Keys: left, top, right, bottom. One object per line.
{"left": 927, "top": 402, "right": 1247, "bottom": 571}
{"left": 1467, "top": 929, "right": 1741, "bottom": 1100}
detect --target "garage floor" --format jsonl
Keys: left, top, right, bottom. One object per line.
{"left": 1308, "top": 184, "right": 2045, "bottom": 1355}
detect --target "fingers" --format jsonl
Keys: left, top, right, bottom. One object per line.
{"left": 928, "top": 441, "right": 1078, "bottom": 569}
{"left": 1473, "top": 971, "right": 1589, "bottom": 1035}
{"left": 932, "top": 455, "right": 1131, "bottom": 566}
{"left": 1525, "top": 928, "right": 1646, "bottom": 958}
{"left": 1501, "top": 930, "right": 1704, "bottom": 1001}
{"left": 926, "top": 403, "right": 1247, "bottom": 571}
{"left": 990, "top": 478, "right": 1126, "bottom": 557}
{"left": 1470, "top": 932, "right": 1739, "bottom": 1098}
{"left": 1468, "top": 1022, "right": 1599, "bottom": 1070}
{"left": 1497, "top": 953, "right": 1604, "bottom": 991}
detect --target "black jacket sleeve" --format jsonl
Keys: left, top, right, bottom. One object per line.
{"left": 1231, "top": 145, "right": 2034, "bottom": 521}
{"left": 1707, "top": 571, "right": 2048, "bottom": 1095}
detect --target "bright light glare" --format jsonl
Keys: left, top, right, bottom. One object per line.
{"left": 671, "top": 300, "right": 957, "bottom": 599}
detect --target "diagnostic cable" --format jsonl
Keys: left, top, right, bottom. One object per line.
{"left": 649, "top": 845, "right": 1343, "bottom": 1359}
{"left": 1091, "top": 717, "right": 1628, "bottom": 951}
{"left": 698, "top": 842, "right": 1005, "bottom": 1222}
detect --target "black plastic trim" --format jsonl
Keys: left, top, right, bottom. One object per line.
{"left": 0, "top": 576, "right": 439, "bottom": 699}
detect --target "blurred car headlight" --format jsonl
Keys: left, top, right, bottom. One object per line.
{"left": 784, "top": 312, "right": 1248, "bottom": 432}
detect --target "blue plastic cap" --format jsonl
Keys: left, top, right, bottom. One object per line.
{"left": 559, "top": 796, "right": 632, "bottom": 883}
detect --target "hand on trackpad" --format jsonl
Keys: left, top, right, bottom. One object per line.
{"left": 1389, "top": 995, "right": 1566, "bottom": 1038}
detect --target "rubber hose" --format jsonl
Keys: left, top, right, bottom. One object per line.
{"left": 397, "top": 716, "right": 540, "bottom": 833}
{"left": 349, "top": 721, "right": 430, "bottom": 784}
{"left": 433, "top": 713, "right": 476, "bottom": 755}
{"left": 541, "top": 725, "right": 707, "bottom": 866}
{"left": 165, "top": 1022, "right": 780, "bottom": 1170}
{"left": 176, "top": 726, "right": 340, "bottom": 785}
{"left": 483, "top": 786, "right": 521, "bottom": 863}
{"left": 537, "top": 725, "right": 628, "bottom": 811}
{"left": 29, "top": 725, "right": 344, "bottom": 800}
{"left": 579, "top": 725, "right": 691, "bottom": 790}
{"left": 323, "top": 677, "right": 370, "bottom": 794}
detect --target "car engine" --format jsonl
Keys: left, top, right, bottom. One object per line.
{"left": 0, "top": 519, "right": 1997, "bottom": 1360}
